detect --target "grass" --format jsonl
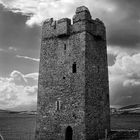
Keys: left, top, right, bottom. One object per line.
{"left": 0, "top": 113, "right": 36, "bottom": 140}
{"left": 111, "top": 114, "right": 140, "bottom": 130}
{"left": 0, "top": 112, "right": 140, "bottom": 139}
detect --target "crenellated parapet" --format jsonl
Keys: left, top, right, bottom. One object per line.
{"left": 42, "top": 18, "right": 71, "bottom": 39}
{"left": 42, "top": 6, "right": 106, "bottom": 40}
{"left": 72, "top": 6, "right": 92, "bottom": 23}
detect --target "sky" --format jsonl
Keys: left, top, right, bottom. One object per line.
{"left": 0, "top": 0, "right": 140, "bottom": 111}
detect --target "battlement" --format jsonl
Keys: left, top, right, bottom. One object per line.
{"left": 42, "top": 18, "right": 71, "bottom": 39}
{"left": 42, "top": 6, "right": 106, "bottom": 40}
{"left": 73, "top": 6, "right": 91, "bottom": 23}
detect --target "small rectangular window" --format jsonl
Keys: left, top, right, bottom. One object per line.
{"left": 56, "top": 100, "right": 61, "bottom": 111}
{"left": 72, "top": 62, "right": 77, "bottom": 73}
{"left": 64, "top": 44, "right": 66, "bottom": 50}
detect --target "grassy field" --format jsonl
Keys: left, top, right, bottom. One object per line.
{"left": 0, "top": 113, "right": 140, "bottom": 139}
{"left": 111, "top": 114, "right": 140, "bottom": 130}
{"left": 0, "top": 113, "right": 36, "bottom": 140}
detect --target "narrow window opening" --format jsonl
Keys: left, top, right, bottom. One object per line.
{"left": 72, "top": 62, "right": 77, "bottom": 73}
{"left": 56, "top": 100, "right": 61, "bottom": 111}
{"left": 64, "top": 44, "right": 66, "bottom": 50}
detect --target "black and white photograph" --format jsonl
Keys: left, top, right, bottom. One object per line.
{"left": 0, "top": 0, "right": 140, "bottom": 139}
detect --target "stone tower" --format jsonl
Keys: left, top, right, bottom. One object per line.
{"left": 36, "top": 6, "right": 110, "bottom": 140}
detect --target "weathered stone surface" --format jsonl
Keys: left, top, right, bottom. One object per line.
{"left": 56, "top": 18, "right": 71, "bottom": 37}
{"left": 73, "top": 11, "right": 91, "bottom": 23}
{"left": 76, "top": 6, "right": 89, "bottom": 14}
{"left": 36, "top": 6, "right": 110, "bottom": 140}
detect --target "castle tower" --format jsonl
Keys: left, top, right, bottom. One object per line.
{"left": 36, "top": 6, "right": 110, "bottom": 140}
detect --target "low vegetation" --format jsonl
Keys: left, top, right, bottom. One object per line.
{"left": 0, "top": 109, "right": 140, "bottom": 139}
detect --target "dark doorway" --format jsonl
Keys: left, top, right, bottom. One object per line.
{"left": 65, "top": 126, "right": 73, "bottom": 140}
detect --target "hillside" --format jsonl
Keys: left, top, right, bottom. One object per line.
{"left": 120, "top": 104, "right": 140, "bottom": 110}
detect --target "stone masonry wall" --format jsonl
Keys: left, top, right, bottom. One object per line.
{"left": 85, "top": 30, "right": 110, "bottom": 139}
{"left": 36, "top": 6, "right": 110, "bottom": 140}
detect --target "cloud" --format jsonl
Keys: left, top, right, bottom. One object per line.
{"left": 0, "top": 70, "right": 38, "bottom": 110}
{"left": 0, "top": 0, "right": 140, "bottom": 48}
{"left": 107, "top": 45, "right": 140, "bottom": 66}
{"left": 106, "top": 0, "right": 140, "bottom": 47}
{"left": 10, "top": 70, "right": 27, "bottom": 85}
{"left": 25, "top": 85, "right": 37, "bottom": 96}
{"left": 0, "top": 46, "right": 17, "bottom": 53}
{"left": 123, "top": 79, "right": 140, "bottom": 87}
{"left": 109, "top": 53, "right": 140, "bottom": 78}
{"left": 25, "top": 73, "right": 38, "bottom": 80}
{"left": 109, "top": 50, "right": 140, "bottom": 106}
{"left": 8, "top": 46, "right": 17, "bottom": 51}
{"left": 16, "top": 55, "right": 39, "bottom": 62}
{"left": 0, "top": 48, "right": 4, "bottom": 51}
{"left": 24, "top": 73, "right": 38, "bottom": 85}
{"left": 0, "top": 0, "right": 117, "bottom": 26}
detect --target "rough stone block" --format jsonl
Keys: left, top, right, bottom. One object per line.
{"left": 73, "top": 6, "right": 91, "bottom": 23}
{"left": 73, "top": 11, "right": 91, "bottom": 23}
{"left": 56, "top": 18, "right": 71, "bottom": 37}
{"left": 76, "top": 6, "right": 90, "bottom": 14}
{"left": 42, "top": 18, "right": 56, "bottom": 39}
{"left": 94, "top": 18, "right": 106, "bottom": 40}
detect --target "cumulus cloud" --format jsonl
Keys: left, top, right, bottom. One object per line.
{"left": 16, "top": 55, "right": 40, "bottom": 62}
{"left": 0, "top": 0, "right": 140, "bottom": 48}
{"left": 109, "top": 49, "right": 140, "bottom": 106}
{"left": 0, "top": 48, "right": 4, "bottom": 52}
{"left": 25, "top": 73, "right": 38, "bottom": 80}
{"left": 123, "top": 79, "right": 140, "bottom": 87}
{"left": 106, "top": 0, "right": 140, "bottom": 47}
{"left": 0, "top": 47, "right": 17, "bottom": 53}
{"left": 0, "top": 70, "right": 38, "bottom": 110}
{"left": 0, "top": 0, "right": 117, "bottom": 26}
{"left": 109, "top": 53, "right": 140, "bottom": 78}
{"left": 8, "top": 46, "right": 17, "bottom": 51}
{"left": 10, "top": 70, "right": 27, "bottom": 85}
{"left": 24, "top": 73, "right": 38, "bottom": 86}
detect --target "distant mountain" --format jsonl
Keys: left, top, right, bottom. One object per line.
{"left": 119, "top": 104, "right": 140, "bottom": 110}
{"left": 6, "top": 103, "right": 37, "bottom": 112}
{"left": 0, "top": 109, "right": 10, "bottom": 113}
{"left": 118, "top": 104, "right": 140, "bottom": 114}
{"left": 0, "top": 109, "right": 36, "bottom": 116}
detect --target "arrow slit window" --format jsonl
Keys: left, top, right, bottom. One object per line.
{"left": 72, "top": 62, "right": 77, "bottom": 73}
{"left": 56, "top": 100, "right": 61, "bottom": 111}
